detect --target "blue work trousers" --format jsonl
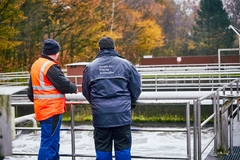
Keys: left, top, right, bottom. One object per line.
{"left": 38, "top": 114, "right": 62, "bottom": 160}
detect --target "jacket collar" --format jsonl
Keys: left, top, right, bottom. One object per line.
{"left": 96, "top": 49, "right": 123, "bottom": 59}
{"left": 40, "top": 54, "right": 58, "bottom": 64}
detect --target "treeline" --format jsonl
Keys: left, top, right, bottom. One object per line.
{"left": 0, "top": 0, "right": 239, "bottom": 72}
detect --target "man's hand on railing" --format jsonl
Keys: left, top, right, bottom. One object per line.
{"left": 75, "top": 88, "right": 78, "bottom": 94}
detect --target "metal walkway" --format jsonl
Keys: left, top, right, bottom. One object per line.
{"left": 222, "top": 147, "right": 240, "bottom": 160}
{"left": 206, "top": 147, "right": 240, "bottom": 160}
{"left": 205, "top": 117, "right": 240, "bottom": 160}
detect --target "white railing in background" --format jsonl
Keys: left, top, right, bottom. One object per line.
{"left": 1, "top": 64, "right": 240, "bottom": 92}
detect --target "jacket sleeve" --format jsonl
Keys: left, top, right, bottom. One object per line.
{"left": 47, "top": 64, "right": 77, "bottom": 94}
{"left": 82, "top": 66, "right": 92, "bottom": 104}
{"left": 27, "top": 76, "right": 34, "bottom": 102}
{"left": 128, "top": 65, "right": 141, "bottom": 104}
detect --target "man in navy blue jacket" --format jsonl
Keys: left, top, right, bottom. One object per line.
{"left": 82, "top": 36, "right": 141, "bottom": 160}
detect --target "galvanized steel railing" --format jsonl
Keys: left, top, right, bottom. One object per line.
{"left": 193, "top": 78, "right": 240, "bottom": 160}
{"left": 2, "top": 65, "right": 240, "bottom": 159}
{"left": 1, "top": 65, "right": 240, "bottom": 92}
{"left": 10, "top": 78, "right": 240, "bottom": 160}
{"left": 12, "top": 100, "right": 192, "bottom": 160}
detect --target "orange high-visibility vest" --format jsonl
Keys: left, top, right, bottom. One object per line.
{"left": 30, "top": 57, "right": 65, "bottom": 121}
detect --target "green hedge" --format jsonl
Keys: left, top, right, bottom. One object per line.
{"left": 63, "top": 104, "right": 214, "bottom": 123}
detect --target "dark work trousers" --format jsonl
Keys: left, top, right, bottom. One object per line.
{"left": 38, "top": 114, "right": 62, "bottom": 160}
{"left": 94, "top": 124, "right": 131, "bottom": 160}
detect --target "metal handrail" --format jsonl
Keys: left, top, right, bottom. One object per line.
{"left": 13, "top": 100, "right": 192, "bottom": 160}
{"left": 3, "top": 66, "right": 240, "bottom": 159}
{"left": 193, "top": 78, "right": 240, "bottom": 160}
{"left": 9, "top": 79, "right": 240, "bottom": 159}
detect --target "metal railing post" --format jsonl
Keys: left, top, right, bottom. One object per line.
{"left": 197, "top": 100, "right": 201, "bottom": 160}
{"left": 213, "top": 93, "right": 218, "bottom": 155}
{"left": 70, "top": 103, "right": 76, "bottom": 160}
{"left": 193, "top": 100, "right": 198, "bottom": 160}
{"left": 198, "top": 74, "right": 201, "bottom": 91}
{"left": 236, "top": 81, "right": 240, "bottom": 121}
{"left": 155, "top": 75, "right": 157, "bottom": 91}
{"left": 229, "top": 103, "right": 233, "bottom": 154}
{"left": 186, "top": 101, "right": 191, "bottom": 160}
{"left": 216, "top": 90, "right": 221, "bottom": 153}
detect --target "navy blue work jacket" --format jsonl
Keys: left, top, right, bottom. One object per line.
{"left": 82, "top": 49, "right": 141, "bottom": 128}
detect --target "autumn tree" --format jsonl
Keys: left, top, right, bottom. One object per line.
{"left": 155, "top": 0, "right": 198, "bottom": 57}
{"left": 224, "top": 0, "right": 240, "bottom": 29}
{"left": 110, "top": 0, "right": 165, "bottom": 63}
{"left": 53, "top": 0, "right": 105, "bottom": 64}
{"left": 224, "top": 0, "right": 240, "bottom": 49}
{"left": 0, "top": 0, "right": 25, "bottom": 72}
{"left": 15, "top": 0, "right": 104, "bottom": 70}
{"left": 14, "top": 0, "right": 49, "bottom": 71}
{"left": 0, "top": 0, "right": 202, "bottom": 72}
{"left": 193, "top": 0, "right": 235, "bottom": 55}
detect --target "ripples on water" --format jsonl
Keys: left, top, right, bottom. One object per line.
{"left": 4, "top": 125, "right": 214, "bottom": 160}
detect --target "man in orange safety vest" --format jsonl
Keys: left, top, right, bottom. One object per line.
{"left": 28, "top": 39, "right": 78, "bottom": 160}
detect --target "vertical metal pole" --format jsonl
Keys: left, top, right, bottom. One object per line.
{"left": 230, "top": 83, "right": 233, "bottom": 94}
{"left": 70, "top": 104, "right": 76, "bottom": 160}
{"left": 186, "top": 102, "right": 191, "bottom": 160}
{"left": 218, "top": 49, "right": 221, "bottom": 84}
{"left": 237, "top": 98, "right": 240, "bottom": 121}
{"left": 175, "top": 75, "right": 177, "bottom": 91}
{"left": 197, "top": 100, "right": 202, "bottom": 160}
{"left": 198, "top": 74, "right": 200, "bottom": 91}
{"left": 238, "top": 36, "right": 240, "bottom": 56}
{"left": 193, "top": 100, "right": 198, "bottom": 160}
{"left": 155, "top": 75, "right": 157, "bottom": 91}
{"left": 229, "top": 103, "right": 233, "bottom": 154}
{"left": 237, "top": 81, "right": 240, "bottom": 121}
{"left": 216, "top": 91, "right": 221, "bottom": 152}
{"left": 213, "top": 94, "right": 218, "bottom": 156}
{"left": 238, "top": 97, "right": 240, "bottom": 122}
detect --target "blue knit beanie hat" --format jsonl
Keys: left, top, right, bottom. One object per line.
{"left": 42, "top": 39, "right": 60, "bottom": 55}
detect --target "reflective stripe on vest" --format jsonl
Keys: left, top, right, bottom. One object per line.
{"left": 34, "top": 94, "right": 64, "bottom": 99}
{"left": 33, "top": 60, "right": 64, "bottom": 99}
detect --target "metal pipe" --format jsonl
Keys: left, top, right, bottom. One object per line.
{"left": 228, "top": 25, "right": 240, "bottom": 57}
{"left": 230, "top": 104, "right": 233, "bottom": 154}
{"left": 217, "top": 48, "right": 239, "bottom": 83}
{"left": 186, "top": 101, "right": 191, "bottom": 160}
{"left": 193, "top": 100, "right": 198, "bottom": 160}
{"left": 70, "top": 103, "right": 76, "bottom": 160}
{"left": 66, "top": 91, "right": 215, "bottom": 101}
{"left": 201, "top": 113, "right": 215, "bottom": 127}
{"left": 197, "top": 100, "right": 202, "bottom": 160}
{"left": 213, "top": 93, "right": 218, "bottom": 156}
{"left": 14, "top": 113, "right": 37, "bottom": 128}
